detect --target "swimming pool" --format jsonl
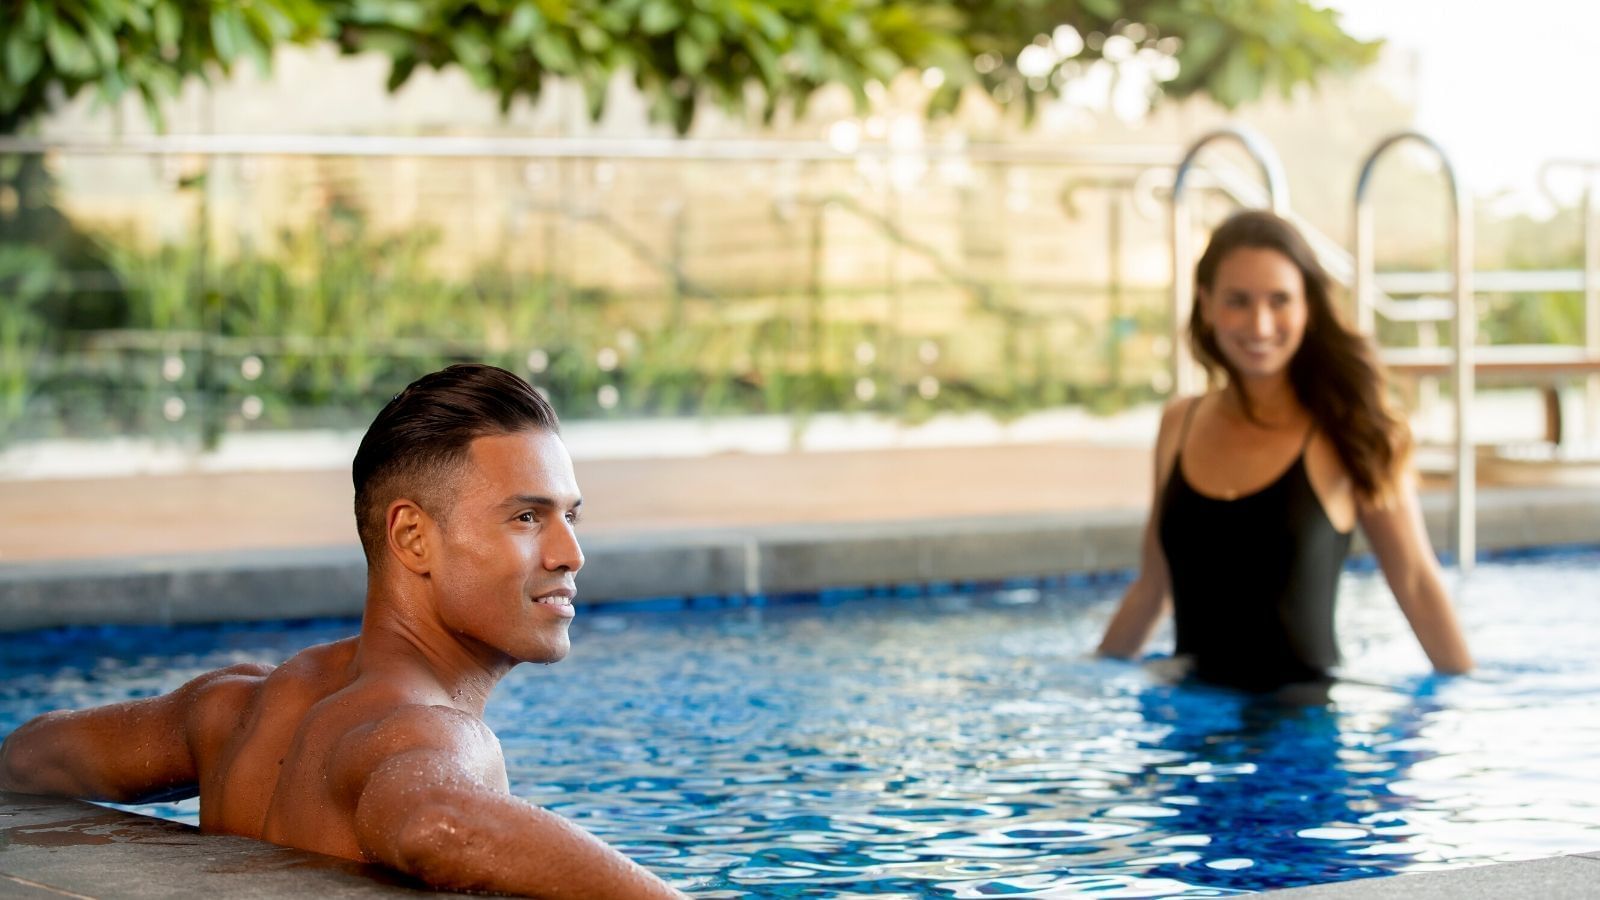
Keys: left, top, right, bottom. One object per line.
{"left": 3, "top": 550, "right": 1599, "bottom": 897}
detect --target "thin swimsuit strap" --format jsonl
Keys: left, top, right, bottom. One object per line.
{"left": 1175, "top": 395, "right": 1202, "bottom": 460}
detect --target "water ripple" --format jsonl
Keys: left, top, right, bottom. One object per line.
{"left": 2, "top": 552, "right": 1599, "bottom": 896}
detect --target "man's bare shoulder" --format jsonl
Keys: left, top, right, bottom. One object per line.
{"left": 324, "top": 700, "right": 504, "bottom": 805}
{"left": 188, "top": 638, "right": 356, "bottom": 724}
{"left": 338, "top": 702, "right": 499, "bottom": 762}
{"left": 185, "top": 662, "right": 274, "bottom": 720}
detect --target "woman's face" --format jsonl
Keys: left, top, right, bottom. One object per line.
{"left": 1198, "top": 245, "right": 1309, "bottom": 382}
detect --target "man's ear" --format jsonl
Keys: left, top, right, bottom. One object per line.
{"left": 386, "top": 499, "right": 434, "bottom": 576}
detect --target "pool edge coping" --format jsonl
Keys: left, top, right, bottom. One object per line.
{"left": 3, "top": 792, "right": 1597, "bottom": 898}
{"left": 3, "top": 484, "right": 1600, "bottom": 633}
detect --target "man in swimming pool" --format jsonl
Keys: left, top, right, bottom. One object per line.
{"left": 0, "top": 364, "right": 683, "bottom": 899}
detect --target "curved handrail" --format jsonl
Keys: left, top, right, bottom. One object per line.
{"left": 1353, "top": 131, "right": 1475, "bottom": 571}
{"left": 1168, "top": 126, "right": 1291, "bottom": 396}
{"left": 1536, "top": 158, "right": 1600, "bottom": 209}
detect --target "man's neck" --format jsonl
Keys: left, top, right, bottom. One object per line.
{"left": 352, "top": 590, "right": 511, "bottom": 716}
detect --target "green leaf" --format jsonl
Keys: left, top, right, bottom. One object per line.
{"left": 449, "top": 32, "right": 494, "bottom": 87}
{"left": 79, "top": 14, "right": 119, "bottom": 67}
{"left": 531, "top": 31, "right": 575, "bottom": 72}
{"left": 674, "top": 32, "right": 706, "bottom": 75}
{"left": 506, "top": 4, "right": 541, "bottom": 43}
{"left": 1210, "top": 44, "right": 1258, "bottom": 107}
{"left": 577, "top": 24, "right": 609, "bottom": 53}
{"left": 120, "top": 3, "right": 152, "bottom": 32}
{"left": 4, "top": 29, "right": 44, "bottom": 84}
{"left": 359, "top": 30, "right": 420, "bottom": 59}
{"left": 745, "top": 38, "right": 779, "bottom": 84}
{"left": 237, "top": 11, "right": 273, "bottom": 74}
{"left": 384, "top": 54, "right": 417, "bottom": 92}
{"left": 19, "top": 1, "right": 45, "bottom": 39}
{"left": 581, "top": 65, "right": 607, "bottom": 119}
{"left": 750, "top": 5, "right": 785, "bottom": 41}
{"left": 685, "top": 12, "right": 716, "bottom": 46}
{"left": 640, "top": 0, "right": 681, "bottom": 35}
{"left": 153, "top": 1, "right": 180, "bottom": 51}
{"left": 210, "top": 8, "right": 242, "bottom": 64}
{"left": 96, "top": 64, "right": 127, "bottom": 96}
{"left": 45, "top": 18, "right": 97, "bottom": 78}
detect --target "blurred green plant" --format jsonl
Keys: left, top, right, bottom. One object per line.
{"left": 0, "top": 244, "right": 58, "bottom": 434}
{"left": 0, "top": 198, "right": 1169, "bottom": 442}
{"left": 1478, "top": 204, "right": 1587, "bottom": 348}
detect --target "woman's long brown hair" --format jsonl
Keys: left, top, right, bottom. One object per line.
{"left": 1189, "top": 210, "right": 1410, "bottom": 503}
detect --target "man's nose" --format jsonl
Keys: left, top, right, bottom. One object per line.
{"left": 545, "top": 522, "right": 584, "bottom": 573}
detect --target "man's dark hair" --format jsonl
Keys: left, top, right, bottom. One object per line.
{"left": 353, "top": 364, "right": 559, "bottom": 565}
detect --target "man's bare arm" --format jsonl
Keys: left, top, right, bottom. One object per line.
{"left": 335, "top": 706, "right": 683, "bottom": 899}
{"left": 0, "top": 663, "right": 269, "bottom": 802}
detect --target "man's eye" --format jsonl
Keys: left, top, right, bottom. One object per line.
{"left": 565, "top": 511, "right": 581, "bottom": 525}
{"left": 516, "top": 512, "right": 536, "bottom": 523}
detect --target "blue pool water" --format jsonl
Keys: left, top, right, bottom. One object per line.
{"left": 3, "top": 550, "right": 1600, "bottom": 897}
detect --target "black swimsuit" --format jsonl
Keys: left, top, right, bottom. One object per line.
{"left": 1157, "top": 399, "right": 1352, "bottom": 692}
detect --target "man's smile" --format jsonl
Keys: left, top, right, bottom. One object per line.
{"left": 530, "top": 587, "right": 576, "bottom": 618}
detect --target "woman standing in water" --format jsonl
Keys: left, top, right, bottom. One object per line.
{"left": 1097, "top": 210, "right": 1472, "bottom": 692}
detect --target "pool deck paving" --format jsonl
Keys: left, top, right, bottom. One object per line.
{"left": 2, "top": 440, "right": 1600, "bottom": 631}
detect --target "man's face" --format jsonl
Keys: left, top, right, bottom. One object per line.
{"left": 428, "top": 429, "right": 584, "bottom": 665}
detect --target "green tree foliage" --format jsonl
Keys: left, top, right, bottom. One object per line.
{"left": 0, "top": 0, "right": 325, "bottom": 133}
{"left": 2, "top": 0, "right": 1378, "bottom": 135}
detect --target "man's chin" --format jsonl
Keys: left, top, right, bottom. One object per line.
{"left": 518, "top": 640, "right": 570, "bottom": 666}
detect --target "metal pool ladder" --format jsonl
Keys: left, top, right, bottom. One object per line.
{"left": 1168, "top": 125, "right": 1292, "bottom": 398}
{"left": 1354, "top": 132, "right": 1476, "bottom": 572}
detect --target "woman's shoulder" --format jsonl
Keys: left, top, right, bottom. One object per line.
{"left": 1153, "top": 393, "right": 1211, "bottom": 469}
{"left": 1156, "top": 393, "right": 1209, "bottom": 438}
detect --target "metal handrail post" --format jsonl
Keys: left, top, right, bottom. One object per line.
{"left": 1354, "top": 132, "right": 1475, "bottom": 572}
{"left": 1169, "top": 126, "right": 1290, "bottom": 397}
{"left": 1586, "top": 183, "right": 1600, "bottom": 440}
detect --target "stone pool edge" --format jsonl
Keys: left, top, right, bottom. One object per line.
{"left": 3, "top": 485, "right": 1599, "bottom": 633}
{"left": 0, "top": 789, "right": 470, "bottom": 898}
{"left": 3, "top": 792, "right": 1597, "bottom": 899}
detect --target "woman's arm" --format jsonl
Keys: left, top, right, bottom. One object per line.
{"left": 1358, "top": 472, "right": 1473, "bottom": 674}
{"left": 1097, "top": 398, "right": 1190, "bottom": 659}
